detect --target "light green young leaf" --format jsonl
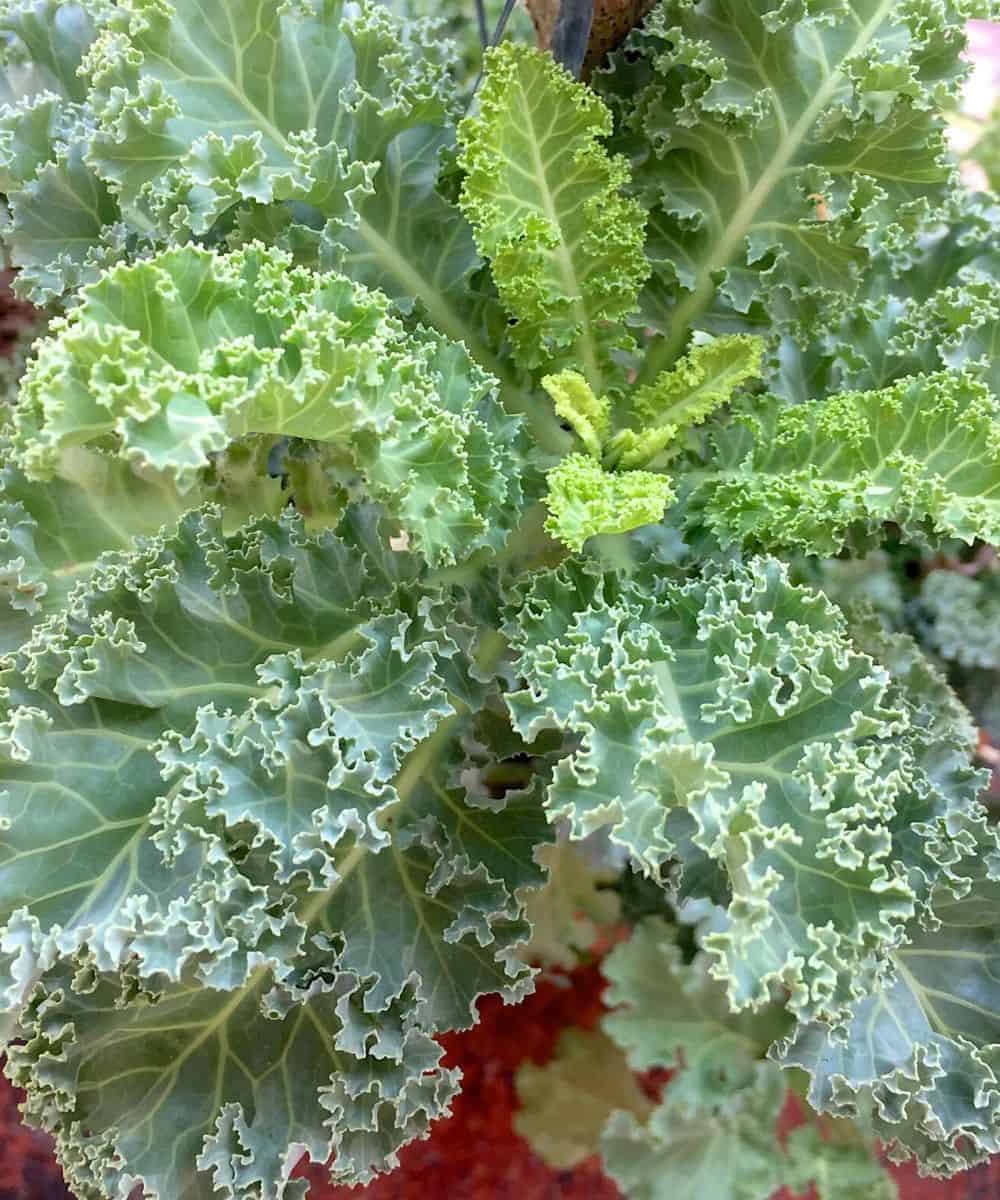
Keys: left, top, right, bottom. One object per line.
{"left": 459, "top": 43, "right": 647, "bottom": 392}
{"left": 541, "top": 370, "right": 610, "bottom": 458}
{"left": 514, "top": 1029, "right": 651, "bottom": 1169}
{"left": 505, "top": 557, "right": 985, "bottom": 1025}
{"left": 594, "top": 0, "right": 963, "bottom": 370}
{"left": 544, "top": 453, "right": 674, "bottom": 551}
{"left": 607, "top": 335, "right": 763, "bottom": 468}
{"left": 13, "top": 243, "right": 523, "bottom": 566}
{"left": 697, "top": 372, "right": 1000, "bottom": 557}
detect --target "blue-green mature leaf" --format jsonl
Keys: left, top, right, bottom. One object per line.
{"left": 8, "top": 961, "right": 460, "bottom": 1199}
{"left": 0, "top": 504, "right": 522, "bottom": 990}
{"left": 771, "top": 192, "right": 1000, "bottom": 405}
{"left": 0, "top": 445, "right": 286, "bottom": 654}
{"left": 0, "top": 0, "right": 489, "bottom": 343}
{"left": 601, "top": 916, "right": 896, "bottom": 1198}
{"left": 0, "top": 507, "right": 404, "bottom": 992}
{"left": 459, "top": 42, "right": 647, "bottom": 392}
{"left": 505, "top": 556, "right": 984, "bottom": 1025}
{"left": 779, "top": 830, "right": 1000, "bottom": 1177}
{"left": 1, "top": 503, "right": 551, "bottom": 1195}
{"left": 0, "top": 1, "right": 139, "bottom": 302}
{"left": 594, "top": 0, "right": 965, "bottom": 369}
{"left": 696, "top": 372, "right": 1000, "bottom": 556}
{"left": 12, "top": 243, "right": 523, "bottom": 566}
{"left": 914, "top": 568, "right": 1000, "bottom": 671}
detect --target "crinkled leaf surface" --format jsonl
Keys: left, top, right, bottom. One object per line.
{"left": 1, "top": 503, "right": 551, "bottom": 1196}
{"left": 0, "top": 446, "right": 284, "bottom": 653}
{"left": 0, "top": 505, "right": 430, "bottom": 992}
{"left": 695, "top": 372, "right": 1000, "bottom": 556}
{"left": 606, "top": 334, "right": 763, "bottom": 469}
{"left": 0, "top": 0, "right": 489, "bottom": 343}
{"left": 9, "top": 955, "right": 459, "bottom": 1200}
{"left": 779, "top": 833, "right": 1000, "bottom": 1177}
{"left": 505, "top": 556, "right": 984, "bottom": 1024}
{"left": 915, "top": 568, "right": 1000, "bottom": 671}
{"left": 594, "top": 0, "right": 964, "bottom": 370}
{"left": 601, "top": 916, "right": 895, "bottom": 1197}
{"left": 770, "top": 192, "right": 1000, "bottom": 405}
{"left": 459, "top": 43, "right": 647, "bottom": 391}
{"left": 12, "top": 243, "right": 523, "bottom": 566}
{"left": 0, "top": 0, "right": 133, "bottom": 302}
{"left": 783, "top": 1124, "right": 898, "bottom": 1200}
{"left": 544, "top": 453, "right": 674, "bottom": 551}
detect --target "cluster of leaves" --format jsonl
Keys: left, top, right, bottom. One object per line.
{"left": 517, "top": 911, "right": 896, "bottom": 1199}
{"left": 1, "top": 0, "right": 1000, "bottom": 1198}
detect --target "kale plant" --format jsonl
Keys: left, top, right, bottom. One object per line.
{"left": 1, "top": 0, "right": 999, "bottom": 1196}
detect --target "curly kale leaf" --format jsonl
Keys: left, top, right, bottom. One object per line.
{"left": 505, "top": 556, "right": 985, "bottom": 1026}
{"left": 0, "top": 503, "right": 551, "bottom": 1196}
{"left": 599, "top": 916, "right": 894, "bottom": 1199}
{"left": 0, "top": 0, "right": 488, "bottom": 346}
{"left": 544, "top": 452, "right": 675, "bottom": 551}
{"left": 601, "top": 1066, "right": 788, "bottom": 1200}
{"left": 771, "top": 192, "right": 1000, "bottom": 404}
{"left": 694, "top": 372, "right": 1000, "bottom": 556}
{"left": 11, "top": 243, "right": 523, "bottom": 566}
{"left": 459, "top": 43, "right": 648, "bottom": 392}
{"left": 914, "top": 567, "right": 1000, "bottom": 671}
{"left": 779, "top": 826, "right": 1000, "bottom": 1177}
{"left": 593, "top": 0, "right": 968, "bottom": 372}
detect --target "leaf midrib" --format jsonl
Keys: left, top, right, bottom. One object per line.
{"left": 519, "top": 80, "right": 604, "bottom": 395}
{"left": 139, "top": 7, "right": 490, "bottom": 378}
{"left": 640, "top": 0, "right": 897, "bottom": 378}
